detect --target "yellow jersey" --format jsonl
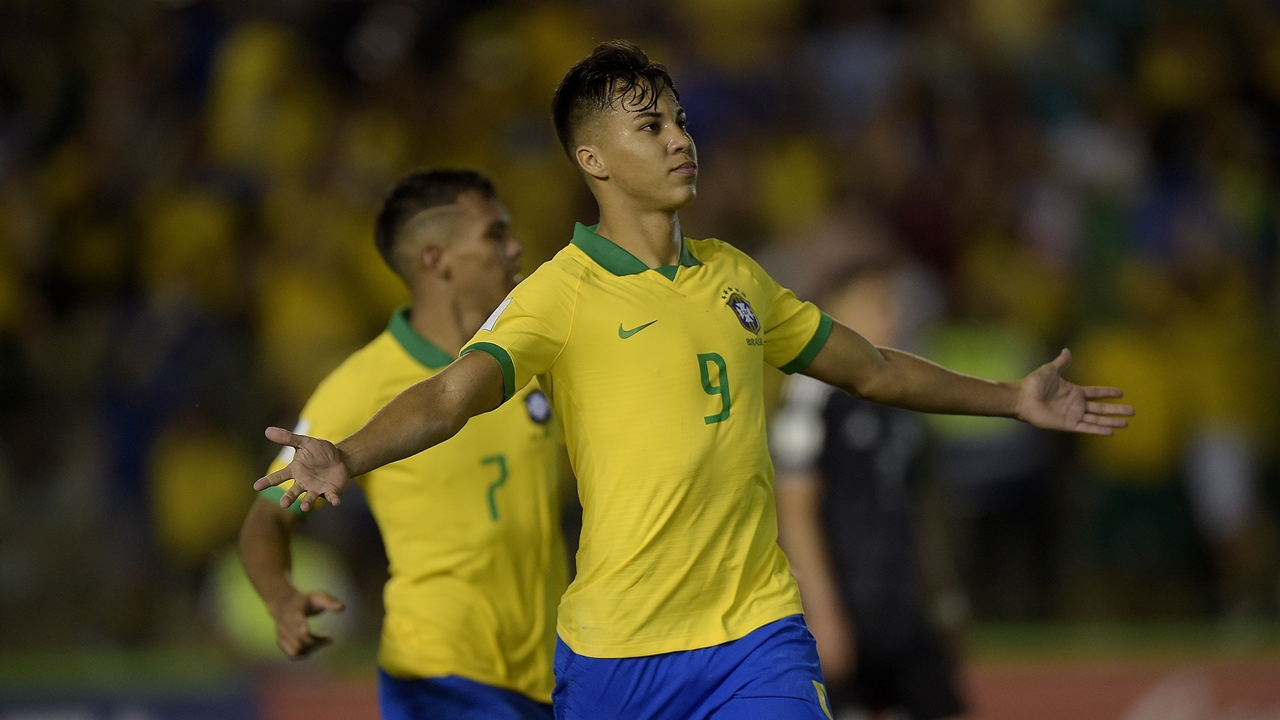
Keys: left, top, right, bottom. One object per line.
{"left": 260, "top": 307, "right": 567, "bottom": 702}
{"left": 462, "top": 223, "right": 832, "bottom": 658}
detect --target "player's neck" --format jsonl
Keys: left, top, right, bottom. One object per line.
{"left": 595, "top": 205, "right": 681, "bottom": 269}
{"left": 404, "top": 290, "right": 483, "bottom": 359}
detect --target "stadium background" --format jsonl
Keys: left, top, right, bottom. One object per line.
{"left": 1, "top": 0, "right": 1279, "bottom": 717}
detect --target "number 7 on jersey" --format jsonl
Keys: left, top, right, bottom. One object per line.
{"left": 482, "top": 454, "right": 508, "bottom": 520}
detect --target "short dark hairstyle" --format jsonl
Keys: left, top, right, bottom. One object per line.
{"left": 551, "top": 40, "right": 678, "bottom": 163}
{"left": 374, "top": 169, "right": 496, "bottom": 277}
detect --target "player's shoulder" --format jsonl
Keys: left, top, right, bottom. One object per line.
{"left": 685, "top": 235, "right": 733, "bottom": 261}
{"left": 511, "top": 245, "right": 591, "bottom": 297}
{"left": 686, "top": 237, "right": 767, "bottom": 275}
{"left": 537, "top": 243, "right": 593, "bottom": 279}
{"left": 498, "top": 245, "right": 595, "bottom": 318}
{"left": 307, "top": 331, "right": 402, "bottom": 408}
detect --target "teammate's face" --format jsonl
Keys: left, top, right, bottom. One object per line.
{"left": 440, "top": 191, "right": 523, "bottom": 313}
{"left": 583, "top": 87, "right": 697, "bottom": 212}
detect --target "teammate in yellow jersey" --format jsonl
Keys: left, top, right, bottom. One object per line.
{"left": 238, "top": 170, "right": 566, "bottom": 720}
{"left": 253, "top": 42, "right": 1134, "bottom": 720}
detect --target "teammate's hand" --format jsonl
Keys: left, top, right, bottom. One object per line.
{"left": 254, "top": 427, "right": 351, "bottom": 511}
{"left": 1015, "top": 349, "right": 1134, "bottom": 435}
{"left": 268, "top": 589, "right": 345, "bottom": 659}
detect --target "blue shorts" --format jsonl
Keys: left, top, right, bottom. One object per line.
{"left": 377, "top": 669, "right": 554, "bottom": 720}
{"left": 552, "top": 615, "right": 833, "bottom": 720}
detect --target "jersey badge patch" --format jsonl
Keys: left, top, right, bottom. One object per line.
{"left": 525, "top": 390, "right": 552, "bottom": 424}
{"left": 722, "top": 288, "right": 761, "bottom": 334}
{"left": 480, "top": 297, "right": 511, "bottom": 332}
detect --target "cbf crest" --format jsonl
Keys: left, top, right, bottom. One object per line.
{"left": 722, "top": 287, "right": 761, "bottom": 334}
{"left": 525, "top": 389, "right": 552, "bottom": 424}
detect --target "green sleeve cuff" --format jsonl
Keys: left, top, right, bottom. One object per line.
{"left": 460, "top": 342, "right": 516, "bottom": 403}
{"left": 258, "top": 486, "right": 307, "bottom": 516}
{"left": 779, "top": 311, "right": 834, "bottom": 375}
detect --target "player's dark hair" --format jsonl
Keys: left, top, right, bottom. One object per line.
{"left": 551, "top": 40, "right": 678, "bottom": 164}
{"left": 374, "top": 169, "right": 496, "bottom": 276}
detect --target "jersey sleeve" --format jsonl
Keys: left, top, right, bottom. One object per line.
{"left": 258, "top": 370, "right": 374, "bottom": 515}
{"left": 769, "top": 374, "right": 834, "bottom": 483}
{"left": 742, "top": 252, "right": 833, "bottom": 373}
{"left": 460, "top": 260, "right": 579, "bottom": 403}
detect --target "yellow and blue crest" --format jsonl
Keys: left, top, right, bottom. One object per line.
{"left": 724, "top": 290, "right": 761, "bottom": 334}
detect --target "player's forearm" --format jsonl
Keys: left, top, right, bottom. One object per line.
{"left": 805, "top": 323, "right": 1020, "bottom": 418}
{"left": 238, "top": 500, "right": 300, "bottom": 616}
{"left": 863, "top": 347, "right": 1020, "bottom": 417}
{"left": 336, "top": 352, "right": 505, "bottom": 477}
{"left": 335, "top": 380, "right": 465, "bottom": 477}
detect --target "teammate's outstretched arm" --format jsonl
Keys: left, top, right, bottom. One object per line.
{"left": 803, "top": 322, "right": 1134, "bottom": 435}
{"left": 253, "top": 351, "right": 505, "bottom": 511}
{"left": 238, "top": 499, "right": 345, "bottom": 658}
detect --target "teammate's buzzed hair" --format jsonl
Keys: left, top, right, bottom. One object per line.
{"left": 374, "top": 169, "right": 496, "bottom": 278}
{"left": 551, "top": 40, "right": 679, "bottom": 166}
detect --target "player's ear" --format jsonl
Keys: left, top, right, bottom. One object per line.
{"left": 419, "top": 244, "right": 446, "bottom": 277}
{"left": 577, "top": 145, "right": 608, "bottom": 181}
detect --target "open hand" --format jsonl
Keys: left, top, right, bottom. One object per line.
{"left": 253, "top": 427, "right": 351, "bottom": 511}
{"left": 268, "top": 589, "right": 345, "bottom": 659}
{"left": 1016, "top": 349, "right": 1134, "bottom": 435}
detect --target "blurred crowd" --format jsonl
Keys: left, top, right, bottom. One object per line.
{"left": 1, "top": 0, "right": 1278, "bottom": 651}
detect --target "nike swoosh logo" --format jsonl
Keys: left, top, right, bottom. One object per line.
{"left": 618, "top": 320, "right": 657, "bottom": 339}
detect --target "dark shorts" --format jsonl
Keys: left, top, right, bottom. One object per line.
{"left": 553, "top": 615, "right": 834, "bottom": 720}
{"left": 377, "top": 670, "right": 554, "bottom": 720}
{"left": 834, "top": 629, "right": 965, "bottom": 720}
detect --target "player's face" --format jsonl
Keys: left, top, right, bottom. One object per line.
{"left": 595, "top": 87, "right": 697, "bottom": 212}
{"left": 442, "top": 191, "right": 523, "bottom": 314}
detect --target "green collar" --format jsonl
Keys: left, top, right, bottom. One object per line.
{"left": 571, "top": 222, "right": 702, "bottom": 279}
{"left": 388, "top": 307, "right": 455, "bottom": 369}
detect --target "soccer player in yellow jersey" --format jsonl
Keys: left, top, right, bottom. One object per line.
{"left": 255, "top": 43, "right": 1134, "bottom": 720}
{"left": 238, "top": 170, "right": 565, "bottom": 720}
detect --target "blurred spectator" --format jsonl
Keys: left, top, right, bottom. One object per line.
{"left": 1072, "top": 261, "right": 1195, "bottom": 616}
{"left": 149, "top": 416, "right": 255, "bottom": 571}
{"left": 1, "top": 0, "right": 1278, "bottom": 651}
{"left": 924, "top": 234, "right": 1062, "bottom": 620}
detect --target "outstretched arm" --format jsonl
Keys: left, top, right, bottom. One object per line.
{"left": 253, "top": 350, "right": 506, "bottom": 510}
{"left": 803, "top": 322, "right": 1133, "bottom": 434}
{"left": 238, "top": 499, "right": 345, "bottom": 658}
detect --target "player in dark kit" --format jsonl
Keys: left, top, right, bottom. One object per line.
{"left": 773, "top": 264, "right": 967, "bottom": 720}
